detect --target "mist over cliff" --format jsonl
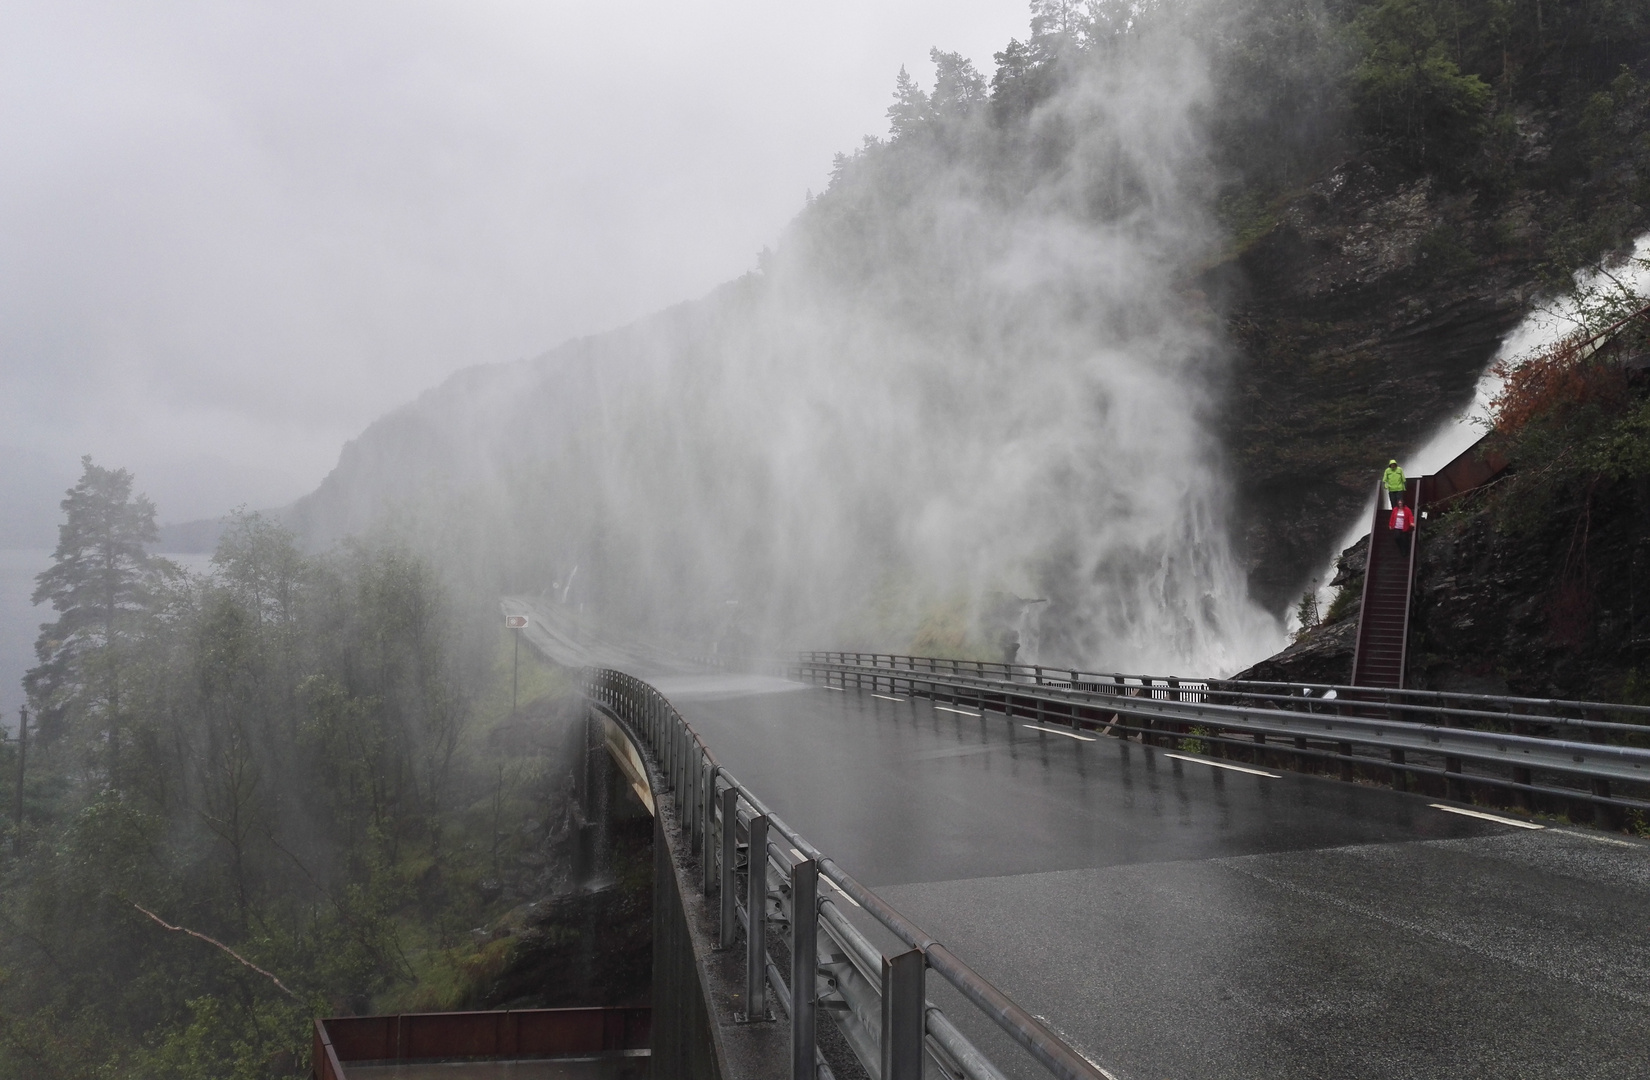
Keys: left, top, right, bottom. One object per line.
{"left": 290, "top": 8, "right": 1291, "bottom": 673}
{"left": 288, "top": 0, "right": 1650, "bottom": 674}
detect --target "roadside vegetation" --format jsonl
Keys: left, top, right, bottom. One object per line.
{"left": 1482, "top": 284, "right": 1650, "bottom": 532}
{"left": 0, "top": 461, "right": 576, "bottom": 1080}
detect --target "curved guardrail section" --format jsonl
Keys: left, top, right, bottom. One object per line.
{"left": 584, "top": 668, "right": 1110, "bottom": 1080}
{"left": 796, "top": 652, "right": 1650, "bottom": 819}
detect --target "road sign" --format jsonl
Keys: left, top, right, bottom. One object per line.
{"left": 504, "top": 615, "right": 528, "bottom": 629}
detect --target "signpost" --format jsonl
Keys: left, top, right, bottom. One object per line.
{"left": 504, "top": 616, "right": 528, "bottom": 717}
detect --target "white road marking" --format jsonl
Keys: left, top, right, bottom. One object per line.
{"left": 824, "top": 877, "right": 861, "bottom": 908}
{"left": 1022, "top": 723, "right": 1096, "bottom": 742}
{"left": 904, "top": 743, "right": 996, "bottom": 762}
{"left": 1555, "top": 829, "right": 1638, "bottom": 847}
{"left": 871, "top": 693, "right": 906, "bottom": 702}
{"left": 1031, "top": 1015, "right": 1121, "bottom": 1080}
{"left": 1164, "top": 753, "right": 1280, "bottom": 778}
{"left": 934, "top": 705, "right": 981, "bottom": 717}
{"left": 819, "top": 685, "right": 846, "bottom": 691}
{"left": 1429, "top": 803, "right": 1544, "bottom": 829}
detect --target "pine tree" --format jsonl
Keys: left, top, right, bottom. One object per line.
{"left": 887, "top": 66, "right": 931, "bottom": 140}
{"left": 930, "top": 49, "right": 986, "bottom": 119}
{"left": 25, "top": 457, "right": 167, "bottom": 754}
{"left": 991, "top": 38, "right": 1038, "bottom": 123}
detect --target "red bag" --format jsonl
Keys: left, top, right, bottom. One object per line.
{"left": 1389, "top": 505, "right": 1414, "bottom": 532}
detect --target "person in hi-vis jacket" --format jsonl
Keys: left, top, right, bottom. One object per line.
{"left": 1383, "top": 459, "right": 1407, "bottom": 509}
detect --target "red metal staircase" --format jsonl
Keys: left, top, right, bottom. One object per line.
{"left": 1349, "top": 434, "right": 1510, "bottom": 689}
{"left": 1349, "top": 480, "right": 1419, "bottom": 688}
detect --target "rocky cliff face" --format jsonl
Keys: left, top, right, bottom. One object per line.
{"left": 1216, "top": 142, "right": 1646, "bottom": 612}
{"left": 1408, "top": 475, "right": 1650, "bottom": 699}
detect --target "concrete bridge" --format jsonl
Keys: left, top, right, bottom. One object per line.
{"left": 504, "top": 598, "right": 1650, "bottom": 1080}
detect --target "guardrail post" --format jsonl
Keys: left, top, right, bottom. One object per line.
{"left": 1389, "top": 748, "right": 1407, "bottom": 791}
{"left": 1592, "top": 778, "right": 1619, "bottom": 828}
{"left": 881, "top": 947, "right": 926, "bottom": 1080}
{"left": 702, "top": 766, "right": 716, "bottom": 896}
{"left": 790, "top": 857, "right": 818, "bottom": 1078}
{"left": 660, "top": 712, "right": 670, "bottom": 783}
{"left": 1512, "top": 766, "right": 1533, "bottom": 810}
{"left": 675, "top": 724, "right": 685, "bottom": 797}
{"left": 686, "top": 740, "right": 698, "bottom": 852}
{"left": 720, "top": 787, "right": 739, "bottom": 949}
{"left": 744, "top": 814, "right": 770, "bottom": 1020}
{"left": 1445, "top": 756, "right": 1465, "bottom": 801}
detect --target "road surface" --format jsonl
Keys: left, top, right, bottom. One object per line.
{"left": 513, "top": 599, "right": 1650, "bottom": 1079}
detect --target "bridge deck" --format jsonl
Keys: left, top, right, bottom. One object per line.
{"left": 656, "top": 674, "right": 1650, "bottom": 1080}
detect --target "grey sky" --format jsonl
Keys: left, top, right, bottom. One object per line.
{"left": 0, "top": 0, "right": 1027, "bottom": 536}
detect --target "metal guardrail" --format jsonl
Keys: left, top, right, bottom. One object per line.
{"left": 795, "top": 653, "right": 1650, "bottom": 818}
{"left": 584, "top": 668, "right": 1109, "bottom": 1080}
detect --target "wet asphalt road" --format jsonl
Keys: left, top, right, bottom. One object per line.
{"left": 654, "top": 675, "right": 1650, "bottom": 1080}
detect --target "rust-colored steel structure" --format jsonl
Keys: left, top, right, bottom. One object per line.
{"left": 1417, "top": 434, "right": 1509, "bottom": 509}
{"left": 1352, "top": 434, "right": 1511, "bottom": 690}
{"left": 313, "top": 1006, "right": 650, "bottom": 1079}
{"left": 1349, "top": 479, "right": 1420, "bottom": 689}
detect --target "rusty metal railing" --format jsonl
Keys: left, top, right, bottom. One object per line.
{"left": 314, "top": 1006, "right": 650, "bottom": 1078}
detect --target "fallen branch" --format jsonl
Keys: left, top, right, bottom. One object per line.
{"left": 131, "top": 903, "right": 298, "bottom": 999}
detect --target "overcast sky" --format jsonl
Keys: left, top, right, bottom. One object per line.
{"left": 0, "top": 0, "right": 1029, "bottom": 537}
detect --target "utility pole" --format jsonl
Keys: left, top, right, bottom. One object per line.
{"left": 13, "top": 705, "right": 26, "bottom": 855}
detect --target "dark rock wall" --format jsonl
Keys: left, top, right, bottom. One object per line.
{"left": 1408, "top": 477, "right": 1650, "bottom": 699}
{"left": 1217, "top": 157, "right": 1550, "bottom": 612}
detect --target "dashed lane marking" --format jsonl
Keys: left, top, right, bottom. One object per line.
{"left": 871, "top": 693, "right": 907, "bottom": 702}
{"left": 1430, "top": 803, "right": 1544, "bottom": 829}
{"left": 933, "top": 705, "right": 982, "bottom": 717}
{"left": 1164, "top": 752, "right": 1280, "bottom": 778}
{"left": 1554, "top": 829, "right": 1638, "bottom": 847}
{"left": 1021, "top": 723, "right": 1096, "bottom": 742}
